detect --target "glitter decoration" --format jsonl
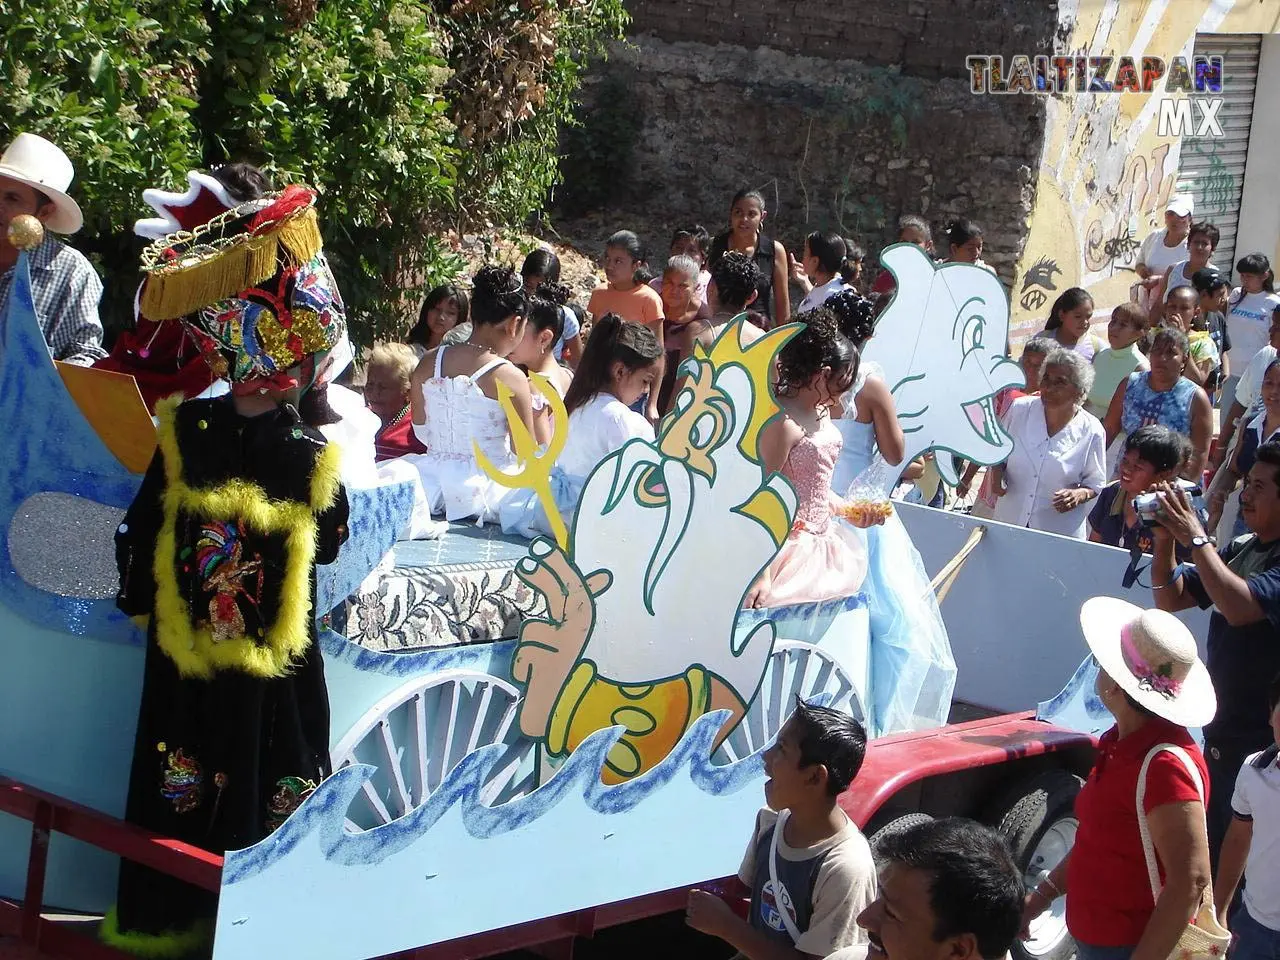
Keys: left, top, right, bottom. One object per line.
{"left": 197, "top": 419, "right": 208, "bottom": 430}
{"left": 289, "top": 307, "right": 330, "bottom": 354}
{"left": 160, "top": 748, "right": 203, "bottom": 813}
{"left": 157, "top": 742, "right": 167, "bottom": 752}
{"left": 118, "top": 523, "right": 129, "bottom": 534}
{"left": 253, "top": 308, "right": 294, "bottom": 370}
{"left": 266, "top": 776, "right": 317, "bottom": 832}
{"left": 7, "top": 214, "right": 44, "bottom": 251}
{"left": 291, "top": 428, "right": 303, "bottom": 439}
{"left": 9, "top": 492, "right": 124, "bottom": 599}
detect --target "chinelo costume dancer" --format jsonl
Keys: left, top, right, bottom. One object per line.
{"left": 106, "top": 184, "right": 350, "bottom": 956}
{"left": 826, "top": 290, "right": 957, "bottom": 737}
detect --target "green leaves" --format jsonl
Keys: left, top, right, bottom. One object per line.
{"left": 0, "top": 0, "right": 626, "bottom": 345}
{"left": 88, "top": 49, "right": 108, "bottom": 83}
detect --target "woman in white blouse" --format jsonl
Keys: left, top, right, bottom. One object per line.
{"left": 991, "top": 348, "right": 1107, "bottom": 539}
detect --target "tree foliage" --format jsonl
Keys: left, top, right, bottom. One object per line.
{"left": 0, "top": 0, "right": 627, "bottom": 343}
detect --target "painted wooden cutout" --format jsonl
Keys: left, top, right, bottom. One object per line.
{"left": 507, "top": 319, "right": 803, "bottom": 783}
{"left": 864, "top": 243, "right": 1025, "bottom": 485}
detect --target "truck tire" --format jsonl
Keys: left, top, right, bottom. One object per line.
{"left": 868, "top": 813, "right": 934, "bottom": 855}
{"left": 985, "top": 769, "right": 1082, "bottom": 960}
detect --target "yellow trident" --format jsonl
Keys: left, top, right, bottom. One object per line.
{"left": 474, "top": 372, "right": 571, "bottom": 549}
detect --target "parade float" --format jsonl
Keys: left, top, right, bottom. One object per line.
{"left": 0, "top": 208, "right": 1211, "bottom": 960}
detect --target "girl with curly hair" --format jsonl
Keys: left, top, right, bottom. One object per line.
{"left": 744, "top": 309, "right": 871, "bottom": 609}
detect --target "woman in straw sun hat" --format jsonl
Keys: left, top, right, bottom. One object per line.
{"left": 1021, "top": 598, "right": 1228, "bottom": 960}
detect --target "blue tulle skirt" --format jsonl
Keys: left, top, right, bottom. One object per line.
{"left": 859, "top": 511, "right": 957, "bottom": 737}
{"left": 498, "top": 467, "right": 585, "bottom": 540}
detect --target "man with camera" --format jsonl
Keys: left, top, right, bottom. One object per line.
{"left": 1150, "top": 439, "right": 1280, "bottom": 866}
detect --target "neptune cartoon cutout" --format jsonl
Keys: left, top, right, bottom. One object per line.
{"left": 511, "top": 319, "right": 801, "bottom": 783}
{"left": 863, "top": 243, "right": 1025, "bottom": 485}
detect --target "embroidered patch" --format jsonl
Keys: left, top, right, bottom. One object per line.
{"left": 266, "top": 775, "right": 317, "bottom": 832}
{"left": 160, "top": 748, "right": 203, "bottom": 814}
{"left": 193, "top": 520, "right": 265, "bottom": 644}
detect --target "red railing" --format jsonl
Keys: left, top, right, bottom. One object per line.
{"left": 0, "top": 776, "right": 222, "bottom": 959}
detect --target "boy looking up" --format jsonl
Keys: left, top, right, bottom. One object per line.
{"left": 686, "top": 698, "right": 875, "bottom": 960}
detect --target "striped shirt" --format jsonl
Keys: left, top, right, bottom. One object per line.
{"left": 0, "top": 235, "right": 106, "bottom": 365}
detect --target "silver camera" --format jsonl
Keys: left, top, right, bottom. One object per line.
{"left": 1133, "top": 479, "right": 1202, "bottom": 524}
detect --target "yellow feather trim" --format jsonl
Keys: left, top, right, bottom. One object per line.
{"left": 99, "top": 905, "right": 213, "bottom": 958}
{"left": 151, "top": 400, "right": 342, "bottom": 679}
{"left": 139, "top": 208, "right": 323, "bottom": 322}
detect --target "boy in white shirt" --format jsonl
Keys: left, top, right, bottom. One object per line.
{"left": 686, "top": 698, "right": 876, "bottom": 960}
{"left": 1213, "top": 671, "right": 1280, "bottom": 957}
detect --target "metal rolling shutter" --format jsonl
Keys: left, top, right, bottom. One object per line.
{"left": 1175, "top": 33, "right": 1261, "bottom": 273}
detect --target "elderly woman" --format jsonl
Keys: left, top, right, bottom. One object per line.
{"left": 1019, "top": 335, "right": 1053, "bottom": 394}
{"left": 1102, "top": 327, "right": 1213, "bottom": 481}
{"left": 365, "top": 341, "right": 426, "bottom": 461}
{"left": 657, "top": 254, "right": 712, "bottom": 413}
{"left": 957, "top": 337, "right": 1053, "bottom": 515}
{"left": 991, "top": 348, "right": 1106, "bottom": 538}
{"left": 1021, "top": 598, "right": 1222, "bottom": 960}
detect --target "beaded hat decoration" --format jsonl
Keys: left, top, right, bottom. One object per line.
{"left": 138, "top": 185, "right": 346, "bottom": 387}
{"left": 139, "top": 184, "right": 323, "bottom": 321}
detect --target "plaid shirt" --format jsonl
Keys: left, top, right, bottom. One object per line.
{"left": 0, "top": 235, "right": 106, "bottom": 365}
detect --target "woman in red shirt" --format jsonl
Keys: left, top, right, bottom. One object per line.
{"left": 365, "top": 342, "right": 426, "bottom": 461}
{"left": 1022, "top": 598, "right": 1221, "bottom": 960}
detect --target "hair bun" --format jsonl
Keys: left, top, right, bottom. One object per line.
{"left": 535, "top": 280, "right": 572, "bottom": 305}
{"left": 472, "top": 264, "right": 521, "bottom": 300}
{"left": 826, "top": 289, "right": 876, "bottom": 344}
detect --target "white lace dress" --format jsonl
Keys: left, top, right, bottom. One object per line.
{"left": 404, "top": 347, "right": 520, "bottom": 523}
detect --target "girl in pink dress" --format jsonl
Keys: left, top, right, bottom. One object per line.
{"left": 745, "top": 309, "right": 871, "bottom": 608}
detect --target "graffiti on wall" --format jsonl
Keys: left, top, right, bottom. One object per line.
{"left": 1182, "top": 139, "right": 1239, "bottom": 219}
{"left": 1018, "top": 256, "right": 1061, "bottom": 312}
{"left": 1008, "top": 0, "right": 1252, "bottom": 344}
{"left": 1082, "top": 142, "right": 1176, "bottom": 275}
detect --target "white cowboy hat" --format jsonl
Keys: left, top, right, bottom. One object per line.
{"left": 0, "top": 133, "right": 83, "bottom": 234}
{"left": 1080, "top": 597, "right": 1216, "bottom": 728}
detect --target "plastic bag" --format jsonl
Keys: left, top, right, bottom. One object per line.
{"left": 840, "top": 453, "right": 899, "bottom": 527}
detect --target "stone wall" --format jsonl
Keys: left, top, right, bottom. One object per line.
{"left": 627, "top": 0, "right": 1057, "bottom": 82}
{"left": 557, "top": 1, "right": 1060, "bottom": 286}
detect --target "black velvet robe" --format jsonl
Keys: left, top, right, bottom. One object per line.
{"left": 111, "top": 395, "right": 348, "bottom": 944}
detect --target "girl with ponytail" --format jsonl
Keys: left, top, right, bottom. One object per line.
{"left": 501, "top": 315, "right": 661, "bottom": 539}
{"left": 790, "top": 231, "right": 855, "bottom": 313}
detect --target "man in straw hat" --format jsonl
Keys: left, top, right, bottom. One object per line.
{"left": 0, "top": 132, "right": 105, "bottom": 365}
{"left": 1149, "top": 439, "right": 1280, "bottom": 865}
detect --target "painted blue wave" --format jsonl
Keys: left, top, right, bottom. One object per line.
{"left": 225, "top": 708, "right": 764, "bottom": 884}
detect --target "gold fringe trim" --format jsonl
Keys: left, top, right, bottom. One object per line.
{"left": 98, "top": 906, "right": 213, "bottom": 959}
{"left": 151, "top": 398, "right": 342, "bottom": 679}
{"left": 140, "top": 208, "right": 323, "bottom": 322}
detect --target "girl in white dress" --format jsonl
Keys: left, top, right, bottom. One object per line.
{"left": 500, "top": 314, "right": 661, "bottom": 539}
{"left": 825, "top": 291, "right": 956, "bottom": 736}
{"left": 407, "top": 265, "right": 534, "bottom": 523}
